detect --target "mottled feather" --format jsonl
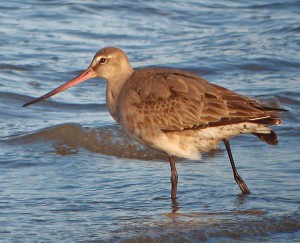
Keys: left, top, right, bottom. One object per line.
{"left": 118, "top": 68, "right": 282, "bottom": 134}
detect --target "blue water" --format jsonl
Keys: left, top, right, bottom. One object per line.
{"left": 1, "top": 0, "right": 299, "bottom": 242}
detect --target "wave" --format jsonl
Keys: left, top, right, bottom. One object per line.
{"left": 2, "top": 123, "right": 167, "bottom": 160}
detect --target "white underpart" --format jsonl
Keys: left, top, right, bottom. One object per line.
{"left": 148, "top": 123, "right": 272, "bottom": 160}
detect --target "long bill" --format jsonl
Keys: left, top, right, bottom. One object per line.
{"left": 23, "top": 68, "right": 96, "bottom": 107}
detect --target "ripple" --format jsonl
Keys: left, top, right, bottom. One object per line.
{"left": 236, "top": 58, "right": 300, "bottom": 72}
{"left": 0, "top": 63, "right": 31, "bottom": 71}
{"left": 249, "top": 2, "right": 300, "bottom": 10}
{"left": 111, "top": 210, "right": 300, "bottom": 242}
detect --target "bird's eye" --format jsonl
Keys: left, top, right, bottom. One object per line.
{"left": 99, "top": 57, "right": 107, "bottom": 64}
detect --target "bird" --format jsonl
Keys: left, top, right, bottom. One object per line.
{"left": 23, "top": 47, "right": 284, "bottom": 200}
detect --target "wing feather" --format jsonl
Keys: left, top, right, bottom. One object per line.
{"left": 118, "top": 68, "right": 282, "bottom": 132}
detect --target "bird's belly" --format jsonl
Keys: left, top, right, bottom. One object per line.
{"left": 127, "top": 127, "right": 217, "bottom": 160}
{"left": 126, "top": 122, "right": 271, "bottom": 160}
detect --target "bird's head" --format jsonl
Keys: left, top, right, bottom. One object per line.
{"left": 23, "top": 47, "right": 133, "bottom": 107}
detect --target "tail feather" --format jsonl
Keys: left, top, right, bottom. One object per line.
{"left": 249, "top": 117, "right": 282, "bottom": 126}
{"left": 259, "top": 106, "right": 288, "bottom": 112}
{"left": 253, "top": 130, "right": 278, "bottom": 145}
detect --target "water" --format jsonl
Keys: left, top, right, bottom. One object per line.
{"left": 1, "top": 0, "right": 299, "bottom": 242}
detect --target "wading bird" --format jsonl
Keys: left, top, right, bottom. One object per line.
{"left": 23, "top": 47, "right": 284, "bottom": 200}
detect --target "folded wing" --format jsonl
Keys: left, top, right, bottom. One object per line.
{"left": 118, "top": 68, "right": 282, "bottom": 133}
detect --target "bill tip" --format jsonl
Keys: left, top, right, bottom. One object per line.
{"left": 22, "top": 102, "right": 30, "bottom": 107}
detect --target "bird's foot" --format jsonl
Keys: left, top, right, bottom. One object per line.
{"left": 234, "top": 175, "right": 250, "bottom": 194}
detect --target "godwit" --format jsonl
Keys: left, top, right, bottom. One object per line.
{"left": 23, "top": 47, "right": 284, "bottom": 199}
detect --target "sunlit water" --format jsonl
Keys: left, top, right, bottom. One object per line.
{"left": 1, "top": 1, "right": 299, "bottom": 242}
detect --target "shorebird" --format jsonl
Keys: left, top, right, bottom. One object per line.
{"left": 23, "top": 47, "right": 284, "bottom": 199}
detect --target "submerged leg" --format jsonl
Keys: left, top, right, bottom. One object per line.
{"left": 169, "top": 156, "right": 178, "bottom": 199}
{"left": 223, "top": 139, "right": 250, "bottom": 194}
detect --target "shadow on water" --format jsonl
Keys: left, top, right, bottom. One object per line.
{"left": 234, "top": 191, "right": 250, "bottom": 206}
{"left": 169, "top": 191, "right": 251, "bottom": 214}
{"left": 171, "top": 197, "right": 180, "bottom": 213}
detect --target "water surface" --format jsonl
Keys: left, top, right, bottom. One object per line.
{"left": 0, "top": 0, "right": 299, "bottom": 242}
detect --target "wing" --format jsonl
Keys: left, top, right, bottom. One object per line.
{"left": 118, "top": 68, "right": 281, "bottom": 132}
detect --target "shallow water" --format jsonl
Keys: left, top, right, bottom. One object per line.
{"left": 1, "top": 0, "right": 300, "bottom": 242}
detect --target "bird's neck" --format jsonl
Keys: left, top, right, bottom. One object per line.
{"left": 106, "top": 67, "right": 134, "bottom": 123}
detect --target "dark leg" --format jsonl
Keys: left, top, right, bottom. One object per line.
{"left": 169, "top": 156, "right": 178, "bottom": 199}
{"left": 223, "top": 139, "right": 250, "bottom": 194}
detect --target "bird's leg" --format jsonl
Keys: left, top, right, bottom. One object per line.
{"left": 223, "top": 139, "right": 250, "bottom": 194}
{"left": 169, "top": 156, "right": 178, "bottom": 199}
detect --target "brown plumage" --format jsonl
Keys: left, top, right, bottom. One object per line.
{"left": 119, "top": 68, "right": 282, "bottom": 134}
{"left": 23, "top": 47, "right": 284, "bottom": 200}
